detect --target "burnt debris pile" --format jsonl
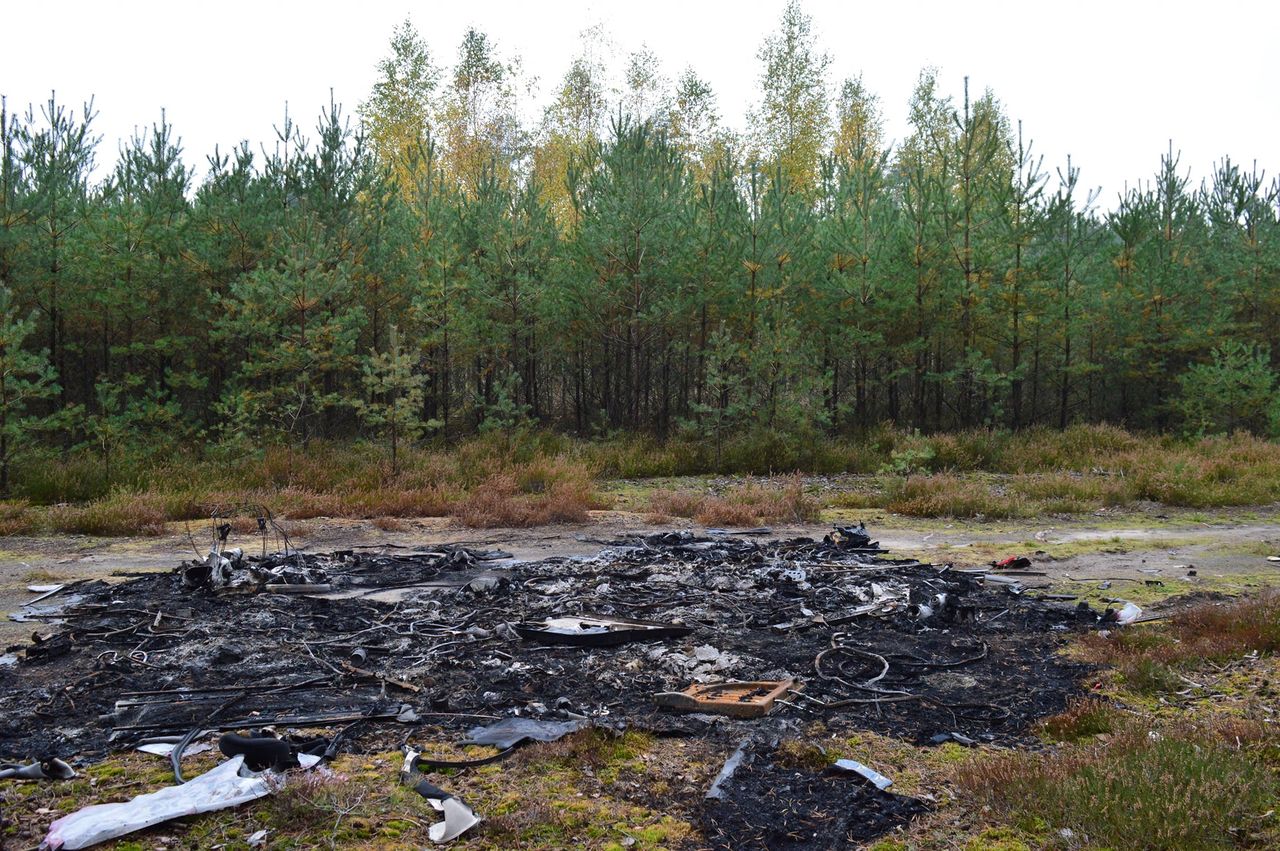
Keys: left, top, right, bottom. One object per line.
{"left": 1, "top": 527, "right": 1094, "bottom": 755}
{"left": 2, "top": 525, "right": 1097, "bottom": 845}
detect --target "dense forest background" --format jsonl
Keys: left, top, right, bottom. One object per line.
{"left": 1, "top": 2, "right": 1278, "bottom": 479}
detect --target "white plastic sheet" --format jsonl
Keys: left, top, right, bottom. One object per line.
{"left": 1116, "top": 602, "right": 1143, "bottom": 625}
{"left": 135, "top": 742, "right": 212, "bottom": 759}
{"left": 42, "top": 754, "right": 318, "bottom": 850}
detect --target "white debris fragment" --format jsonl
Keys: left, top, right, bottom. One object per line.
{"left": 833, "top": 758, "right": 893, "bottom": 790}
{"left": 135, "top": 742, "right": 212, "bottom": 759}
{"left": 1116, "top": 602, "right": 1142, "bottom": 625}
{"left": 43, "top": 755, "right": 318, "bottom": 850}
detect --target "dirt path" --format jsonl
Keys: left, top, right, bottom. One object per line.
{"left": 3, "top": 508, "right": 1279, "bottom": 646}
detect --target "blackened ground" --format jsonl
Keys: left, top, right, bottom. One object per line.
{"left": 700, "top": 743, "right": 930, "bottom": 850}
{"left": 0, "top": 530, "right": 1094, "bottom": 812}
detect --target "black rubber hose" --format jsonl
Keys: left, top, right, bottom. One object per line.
{"left": 412, "top": 779, "right": 455, "bottom": 800}
{"left": 171, "top": 727, "right": 206, "bottom": 784}
{"left": 411, "top": 746, "right": 515, "bottom": 770}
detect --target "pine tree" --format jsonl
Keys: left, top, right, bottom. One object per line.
{"left": 15, "top": 94, "right": 98, "bottom": 416}
{"left": 687, "top": 323, "right": 748, "bottom": 467}
{"left": 357, "top": 325, "right": 427, "bottom": 474}
{"left": 818, "top": 124, "right": 898, "bottom": 429}
{"left": 87, "top": 115, "right": 196, "bottom": 447}
{"left": 1201, "top": 159, "right": 1280, "bottom": 349}
{"left": 941, "top": 80, "right": 1010, "bottom": 426}
{"left": 564, "top": 117, "right": 688, "bottom": 430}
{"left": 405, "top": 136, "right": 465, "bottom": 437}
{"left": 996, "top": 121, "right": 1046, "bottom": 428}
{"left": 191, "top": 142, "right": 280, "bottom": 423}
{"left": 0, "top": 286, "right": 59, "bottom": 493}
{"left": 217, "top": 100, "right": 372, "bottom": 444}
{"left": 455, "top": 165, "right": 554, "bottom": 424}
{"left": 1047, "top": 158, "right": 1103, "bottom": 427}
{"left": 685, "top": 153, "right": 746, "bottom": 418}
{"left": 0, "top": 98, "right": 28, "bottom": 295}
{"left": 898, "top": 69, "right": 952, "bottom": 429}
{"left": 1174, "top": 342, "right": 1279, "bottom": 437}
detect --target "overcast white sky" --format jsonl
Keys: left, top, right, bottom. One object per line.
{"left": 2, "top": 0, "right": 1276, "bottom": 206}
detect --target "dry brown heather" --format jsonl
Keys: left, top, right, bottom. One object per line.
{"left": 1073, "top": 591, "right": 1280, "bottom": 693}
{"left": 2, "top": 425, "right": 1280, "bottom": 535}
{"left": 647, "top": 475, "right": 820, "bottom": 526}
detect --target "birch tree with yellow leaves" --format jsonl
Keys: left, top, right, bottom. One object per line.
{"left": 749, "top": 0, "right": 831, "bottom": 193}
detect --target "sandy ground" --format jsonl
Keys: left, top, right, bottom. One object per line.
{"left": 3, "top": 507, "right": 1279, "bottom": 646}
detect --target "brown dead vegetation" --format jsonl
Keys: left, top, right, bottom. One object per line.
{"left": 647, "top": 475, "right": 820, "bottom": 526}
{"left": 45, "top": 493, "right": 168, "bottom": 537}
{"left": 5, "top": 425, "right": 1280, "bottom": 535}
{"left": 1037, "top": 696, "right": 1130, "bottom": 742}
{"left": 1076, "top": 592, "right": 1280, "bottom": 693}
{"left": 455, "top": 461, "right": 606, "bottom": 528}
{"left": 0, "top": 500, "right": 34, "bottom": 536}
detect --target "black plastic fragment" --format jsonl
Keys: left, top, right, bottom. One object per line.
{"left": 412, "top": 779, "right": 455, "bottom": 801}
{"left": 219, "top": 733, "right": 300, "bottom": 772}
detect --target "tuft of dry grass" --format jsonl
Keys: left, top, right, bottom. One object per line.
{"left": 1173, "top": 592, "right": 1280, "bottom": 655}
{"left": 997, "top": 423, "right": 1144, "bottom": 472}
{"left": 773, "top": 740, "right": 832, "bottom": 772}
{"left": 1038, "top": 697, "right": 1128, "bottom": 742}
{"left": 350, "top": 484, "right": 453, "bottom": 518}
{"left": 1080, "top": 593, "right": 1280, "bottom": 675}
{"left": 509, "top": 728, "right": 645, "bottom": 773}
{"left": 647, "top": 490, "right": 707, "bottom": 520}
{"left": 271, "top": 488, "right": 348, "bottom": 521}
{"left": 883, "top": 475, "right": 1022, "bottom": 519}
{"left": 0, "top": 499, "right": 37, "bottom": 536}
{"left": 47, "top": 492, "right": 168, "bottom": 536}
{"left": 1009, "top": 471, "right": 1132, "bottom": 509}
{"left": 647, "top": 476, "right": 820, "bottom": 527}
{"left": 694, "top": 497, "right": 763, "bottom": 526}
{"left": 456, "top": 461, "right": 606, "bottom": 528}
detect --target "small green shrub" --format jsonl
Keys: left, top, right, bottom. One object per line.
{"left": 878, "top": 445, "right": 937, "bottom": 475}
